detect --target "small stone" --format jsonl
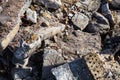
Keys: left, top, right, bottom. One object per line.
{"left": 52, "top": 64, "right": 75, "bottom": 80}
{"left": 26, "top": 8, "right": 37, "bottom": 23}
{"left": 109, "top": 0, "right": 120, "bottom": 9}
{"left": 44, "top": 39, "right": 51, "bottom": 46}
{"left": 72, "top": 12, "right": 89, "bottom": 30}
{"left": 38, "top": 0, "right": 62, "bottom": 9}
{"left": 68, "top": 13, "right": 73, "bottom": 17}
{"left": 42, "top": 47, "right": 65, "bottom": 80}
{"left": 84, "top": 12, "right": 110, "bottom": 34}
{"left": 107, "top": 71, "right": 113, "bottom": 78}
{"left": 102, "top": 36, "right": 120, "bottom": 55}
{"left": 11, "top": 68, "right": 33, "bottom": 80}
{"left": 75, "top": 1, "right": 82, "bottom": 8}
{"left": 53, "top": 36, "right": 58, "bottom": 42}
{"left": 0, "top": 6, "right": 3, "bottom": 13}
{"left": 41, "top": 21, "right": 50, "bottom": 27}
{"left": 79, "top": 0, "right": 101, "bottom": 12}
{"left": 55, "top": 11, "right": 63, "bottom": 19}
{"left": 52, "top": 59, "right": 94, "bottom": 80}
{"left": 101, "top": 2, "right": 115, "bottom": 26}
{"left": 115, "top": 11, "right": 120, "bottom": 25}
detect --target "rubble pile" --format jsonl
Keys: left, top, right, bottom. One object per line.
{"left": 0, "top": 0, "right": 120, "bottom": 80}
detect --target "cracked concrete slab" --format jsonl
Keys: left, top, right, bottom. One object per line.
{"left": 0, "top": 0, "right": 31, "bottom": 52}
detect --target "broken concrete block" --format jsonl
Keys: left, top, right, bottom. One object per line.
{"left": 72, "top": 12, "right": 89, "bottom": 30}
{"left": 52, "top": 63, "right": 75, "bottom": 80}
{"left": 11, "top": 68, "right": 33, "bottom": 80}
{"left": 0, "top": 0, "right": 32, "bottom": 53}
{"left": 52, "top": 53, "right": 110, "bottom": 80}
{"left": 52, "top": 59, "right": 94, "bottom": 80}
{"left": 42, "top": 47, "right": 65, "bottom": 80}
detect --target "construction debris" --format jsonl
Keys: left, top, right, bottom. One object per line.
{"left": 26, "top": 8, "right": 37, "bottom": 23}
{"left": 72, "top": 12, "right": 89, "bottom": 30}
{"left": 0, "top": 0, "right": 120, "bottom": 80}
{"left": 0, "top": 0, "right": 32, "bottom": 53}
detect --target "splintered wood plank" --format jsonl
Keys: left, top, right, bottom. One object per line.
{"left": 0, "top": 0, "right": 31, "bottom": 52}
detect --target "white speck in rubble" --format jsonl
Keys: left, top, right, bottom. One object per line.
{"left": 26, "top": 8, "right": 37, "bottom": 23}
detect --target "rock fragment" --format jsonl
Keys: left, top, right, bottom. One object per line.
{"left": 0, "top": 0, "right": 31, "bottom": 53}
{"left": 72, "top": 12, "right": 89, "bottom": 30}
{"left": 113, "top": 11, "right": 120, "bottom": 25}
{"left": 109, "top": 0, "right": 120, "bottom": 9}
{"left": 79, "top": 0, "right": 101, "bottom": 12}
{"left": 52, "top": 63, "right": 75, "bottom": 80}
{"left": 58, "top": 30, "right": 101, "bottom": 57}
{"left": 84, "top": 12, "right": 110, "bottom": 34}
{"left": 101, "top": 1, "right": 115, "bottom": 27}
{"left": 38, "top": 0, "right": 62, "bottom": 9}
{"left": 0, "top": 6, "right": 3, "bottom": 13}
{"left": 26, "top": 8, "right": 37, "bottom": 23}
{"left": 42, "top": 47, "right": 65, "bottom": 80}
{"left": 52, "top": 53, "right": 111, "bottom": 80}
{"left": 11, "top": 68, "right": 33, "bottom": 80}
{"left": 102, "top": 36, "right": 120, "bottom": 55}
{"left": 52, "top": 59, "right": 94, "bottom": 80}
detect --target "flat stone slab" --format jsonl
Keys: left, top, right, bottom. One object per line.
{"left": 0, "top": 0, "right": 31, "bottom": 52}
{"left": 52, "top": 59, "right": 94, "bottom": 80}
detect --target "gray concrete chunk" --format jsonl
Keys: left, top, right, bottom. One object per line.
{"left": 0, "top": 0, "right": 32, "bottom": 52}
{"left": 72, "top": 12, "right": 89, "bottom": 30}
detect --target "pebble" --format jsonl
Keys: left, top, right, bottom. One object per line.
{"left": 68, "top": 13, "right": 73, "bottom": 17}
{"left": 41, "top": 21, "right": 50, "bottom": 27}
{"left": 72, "top": 12, "right": 89, "bottom": 30}
{"left": 26, "top": 8, "right": 37, "bottom": 23}
{"left": 52, "top": 63, "right": 74, "bottom": 80}
{"left": 52, "top": 59, "right": 94, "bottom": 80}
{"left": 84, "top": 12, "right": 110, "bottom": 34}
{"left": 42, "top": 47, "right": 65, "bottom": 80}
{"left": 115, "top": 11, "right": 120, "bottom": 24}
{"left": 38, "top": 0, "right": 62, "bottom": 9}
